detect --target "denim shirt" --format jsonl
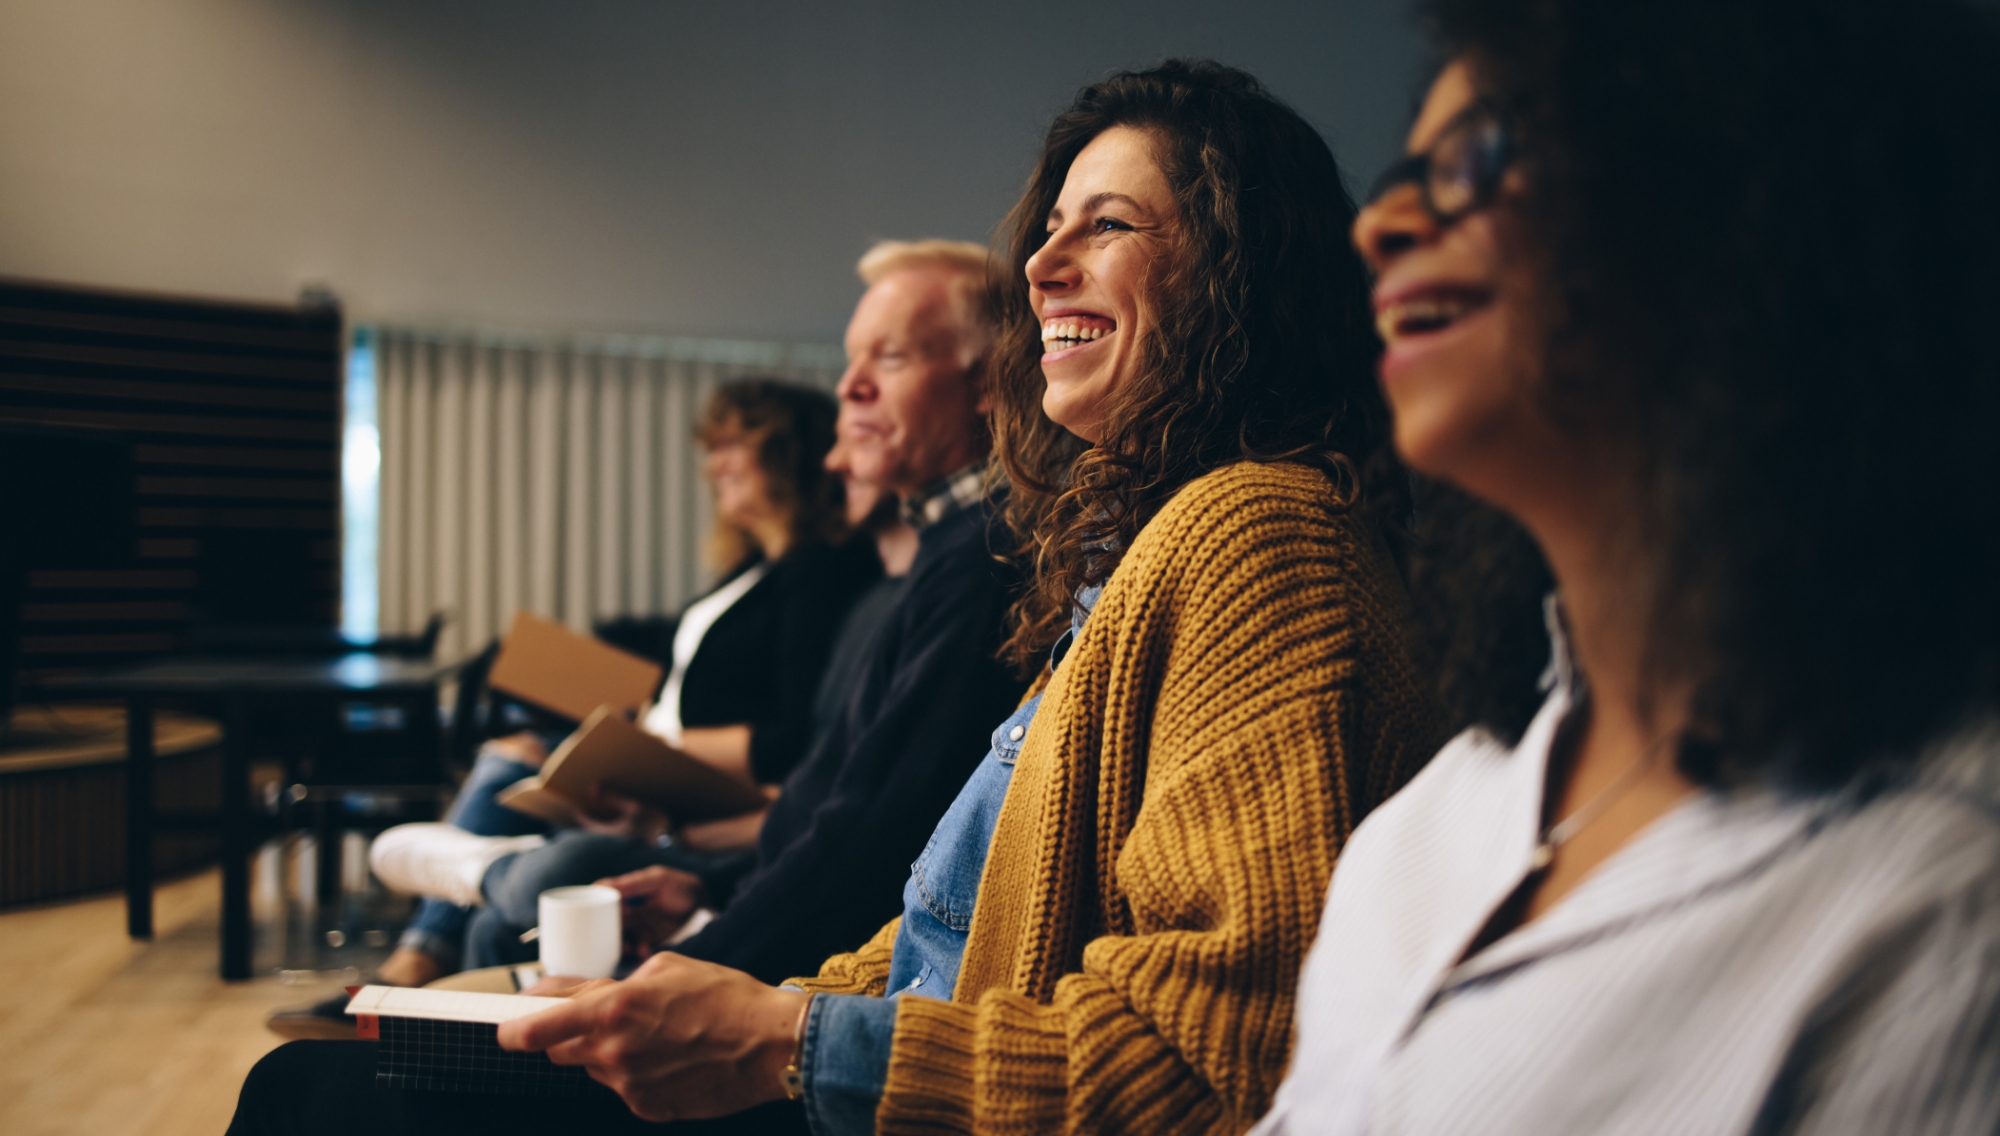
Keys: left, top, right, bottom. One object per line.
{"left": 797, "top": 587, "right": 1097, "bottom": 1136}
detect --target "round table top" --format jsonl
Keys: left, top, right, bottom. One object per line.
{"left": 35, "top": 653, "right": 461, "bottom": 696}
{"left": 0, "top": 706, "right": 222, "bottom": 774}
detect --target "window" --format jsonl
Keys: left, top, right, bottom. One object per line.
{"left": 341, "top": 329, "right": 380, "bottom": 641}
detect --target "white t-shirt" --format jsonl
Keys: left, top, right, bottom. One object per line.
{"left": 639, "top": 562, "right": 767, "bottom": 746}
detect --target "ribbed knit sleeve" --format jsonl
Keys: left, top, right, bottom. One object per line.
{"left": 873, "top": 462, "right": 1438, "bottom": 1135}
{"left": 791, "top": 916, "right": 903, "bottom": 997}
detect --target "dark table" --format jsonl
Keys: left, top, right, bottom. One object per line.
{"left": 39, "top": 653, "right": 464, "bottom": 980}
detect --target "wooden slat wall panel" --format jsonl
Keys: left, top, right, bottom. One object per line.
{"left": 372, "top": 328, "right": 841, "bottom": 661}
{"left": 0, "top": 278, "right": 342, "bottom": 685}
{"left": 0, "top": 747, "right": 221, "bottom": 907}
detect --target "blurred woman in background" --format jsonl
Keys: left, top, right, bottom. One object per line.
{"left": 275, "top": 377, "right": 874, "bottom": 1023}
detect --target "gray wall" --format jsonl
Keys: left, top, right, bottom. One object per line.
{"left": 0, "top": 0, "right": 1426, "bottom": 342}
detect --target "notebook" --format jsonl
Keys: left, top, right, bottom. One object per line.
{"left": 486, "top": 610, "right": 664, "bottom": 724}
{"left": 496, "top": 706, "right": 769, "bottom": 826}
{"left": 346, "top": 985, "right": 613, "bottom": 1098}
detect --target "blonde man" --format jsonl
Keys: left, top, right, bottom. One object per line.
{"left": 836, "top": 240, "right": 996, "bottom": 515}
{"left": 856, "top": 238, "right": 995, "bottom": 367}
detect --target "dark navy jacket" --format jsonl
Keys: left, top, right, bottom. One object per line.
{"left": 674, "top": 496, "right": 1027, "bottom": 985}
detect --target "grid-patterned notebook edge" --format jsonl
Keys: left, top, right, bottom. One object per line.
{"left": 374, "top": 1016, "right": 610, "bottom": 1098}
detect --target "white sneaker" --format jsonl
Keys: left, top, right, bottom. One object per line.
{"left": 367, "top": 824, "right": 546, "bottom": 906}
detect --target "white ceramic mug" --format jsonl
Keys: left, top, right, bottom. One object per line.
{"left": 537, "top": 884, "right": 621, "bottom": 978}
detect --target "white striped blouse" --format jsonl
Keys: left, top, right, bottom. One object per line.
{"left": 1254, "top": 634, "right": 2000, "bottom": 1135}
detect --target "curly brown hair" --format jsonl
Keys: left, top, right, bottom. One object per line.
{"left": 1425, "top": 0, "right": 2000, "bottom": 786}
{"left": 993, "top": 59, "right": 1400, "bottom": 672}
{"left": 696, "top": 377, "right": 845, "bottom": 574}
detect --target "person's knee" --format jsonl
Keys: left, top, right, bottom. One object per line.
{"left": 464, "top": 905, "right": 537, "bottom": 969}
{"left": 443, "top": 751, "right": 548, "bottom": 837}
{"left": 483, "top": 835, "right": 655, "bottom": 923}
{"left": 229, "top": 1040, "right": 376, "bottom": 1136}
{"left": 480, "top": 848, "right": 545, "bottom": 924}
{"left": 466, "top": 748, "right": 538, "bottom": 788}
{"left": 242, "top": 1038, "right": 330, "bottom": 1097}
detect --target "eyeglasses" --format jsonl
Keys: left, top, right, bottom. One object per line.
{"left": 1366, "top": 101, "right": 1516, "bottom": 225}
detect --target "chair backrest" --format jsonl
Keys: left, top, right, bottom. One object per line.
{"left": 447, "top": 638, "right": 504, "bottom": 770}
{"left": 346, "top": 611, "right": 447, "bottom": 659}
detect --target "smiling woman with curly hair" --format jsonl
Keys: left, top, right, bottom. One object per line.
{"left": 233, "top": 59, "right": 1438, "bottom": 1136}
{"left": 986, "top": 58, "right": 1403, "bottom": 673}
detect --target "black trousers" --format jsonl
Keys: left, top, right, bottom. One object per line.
{"left": 226, "top": 1041, "right": 808, "bottom": 1136}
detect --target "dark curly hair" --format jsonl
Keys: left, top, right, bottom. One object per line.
{"left": 992, "top": 59, "right": 1401, "bottom": 671}
{"left": 1424, "top": 0, "right": 2000, "bottom": 786}
{"left": 1408, "top": 481, "right": 1553, "bottom": 746}
{"left": 696, "top": 377, "right": 845, "bottom": 573}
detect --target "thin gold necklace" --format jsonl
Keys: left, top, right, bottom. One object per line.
{"left": 1528, "top": 733, "right": 1676, "bottom": 872}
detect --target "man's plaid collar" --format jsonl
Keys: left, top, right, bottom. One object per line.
{"left": 901, "top": 462, "right": 994, "bottom": 530}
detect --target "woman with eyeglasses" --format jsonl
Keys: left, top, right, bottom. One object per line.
{"left": 1254, "top": 0, "right": 2000, "bottom": 1132}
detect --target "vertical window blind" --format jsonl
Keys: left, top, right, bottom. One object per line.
{"left": 369, "top": 327, "right": 842, "bottom": 662}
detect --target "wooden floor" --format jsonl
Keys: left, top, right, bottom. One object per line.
{"left": 0, "top": 869, "right": 346, "bottom": 1136}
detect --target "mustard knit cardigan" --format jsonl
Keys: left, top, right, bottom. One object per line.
{"left": 793, "top": 461, "right": 1440, "bottom": 1135}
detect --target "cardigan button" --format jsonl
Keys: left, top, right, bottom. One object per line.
{"left": 1008, "top": 725, "right": 1026, "bottom": 741}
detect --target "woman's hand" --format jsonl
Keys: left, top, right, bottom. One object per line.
{"left": 676, "top": 803, "right": 771, "bottom": 853}
{"left": 496, "top": 953, "right": 807, "bottom": 1122}
{"left": 521, "top": 974, "right": 613, "bottom": 998}
{"left": 573, "top": 785, "right": 670, "bottom": 843}
{"left": 674, "top": 724, "right": 756, "bottom": 783}
{"left": 595, "top": 864, "right": 706, "bottom": 957}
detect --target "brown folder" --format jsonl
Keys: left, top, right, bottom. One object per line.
{"left": 497, "top": 706, "right": 768, "bottom": 825}
{"left": 486, "top": 610, "right": 663, "bottom": 723}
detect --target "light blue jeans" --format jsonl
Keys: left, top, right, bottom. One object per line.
{"left": 394, "top": 746, "right": 551, "bottom": 968}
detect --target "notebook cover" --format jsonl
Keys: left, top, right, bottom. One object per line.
{"left": 496, "top": 706, "right": 768, "bottom": 824}
{"left": 487, "top": 776, "right": 580, "bottom": 828}
{"left": 486, "top": 610, "right": 663, "bottom": 724}
{"left": 346, "top": 985, "right": 613, "bottom": 1098}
